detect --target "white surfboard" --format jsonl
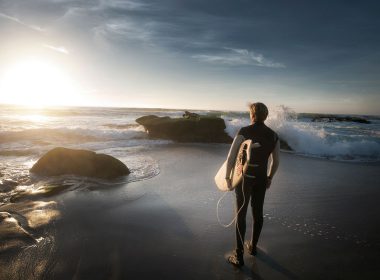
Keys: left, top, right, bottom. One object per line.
{"left": 215, "top": 140, "right": 260, "bottom": 192}
{"left": 214, "top": 160, "right": 230, "bottom": 191}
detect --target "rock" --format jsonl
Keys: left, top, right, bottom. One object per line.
{"left": 136, "top": 114, "right": 294, "bottom": 150}
{"left": 136, "top": 115, "right": 232, "bottom": 143}
{"left": 311, "top": 115, "right": 370, "bottom": 124}
{"left": 183, "top": 111, "right": 200, "bottom": 120}
{"left": 0, "top": 179, "right": 18, "bottom": 193}
{"left": 30, "top": 147, "right": 130, "bottom": 179}
{"left": 279, "top": 139, "right": 292, "bottom": 151}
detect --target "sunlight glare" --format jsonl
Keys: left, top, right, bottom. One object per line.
{"left": 0, "top": 58, "right": 80, "bottom": 107}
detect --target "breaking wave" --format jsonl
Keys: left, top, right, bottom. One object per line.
{"left": 222, "top": 106, "right": 380, "bottom": 162}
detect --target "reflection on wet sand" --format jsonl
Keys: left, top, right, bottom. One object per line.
{"left": 10, "top": 185, "right": 72, "bottom": 203}
{"left": 0, "top": 200, "right": 59, "bottom": 250}
{"left": 0, "top": 211, "right": 35, "bottom": 251}
{"left": 0, "top": 199, "right": 59, "bottom": 279}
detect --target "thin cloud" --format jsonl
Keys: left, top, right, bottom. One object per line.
{"left": 43, "top": 44, "right": 70, "bottom": 54}
{"left": 99, "top": 0, "right": 150, "bottom": 11}
{"left": 192, "top": 48, "right": 285, "bottom": 68}
{"left": 0, "top": 12, "right": 44, "bottom": 32}
{"left": 93, "top": 19, "right": 157, "bottom": 49}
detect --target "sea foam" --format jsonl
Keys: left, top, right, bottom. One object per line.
{"left": 222, "top": 106, "right": 380, "bottom": 162}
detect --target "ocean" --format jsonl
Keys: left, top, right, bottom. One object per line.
{"left": 0, "top": 104, "right": 379, "bottom": 205}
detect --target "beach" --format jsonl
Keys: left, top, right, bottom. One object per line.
{"left": 1, "top": 143, "right": 379, "bottom": 279}
{"left": 1, "top": 0, "right": 380, "bottom": 278}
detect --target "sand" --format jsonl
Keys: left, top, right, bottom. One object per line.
{"left": 1, "top": 144, "right": 380, "bottom": 279}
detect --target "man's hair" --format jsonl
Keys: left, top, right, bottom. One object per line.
{"left": 249, "top": 102, "right": 268, "bottom": 123}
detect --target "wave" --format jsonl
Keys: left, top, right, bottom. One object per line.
{"left": 102, "top": 123, "right": 140, "bottom": 129}
{"left": 0, "top": 153, "right": 160, "bottom": 205}
{"left": 0, "top": 126, "right": 147, "bottom": 144}
{"left": 1, "top": 105, "right": 379, "bottom": 162}
{"left": 222, "top": 106, "right": 380, "bottom": 162}
{"left": 0, "top": 149, "right": 38, "bottom": 157}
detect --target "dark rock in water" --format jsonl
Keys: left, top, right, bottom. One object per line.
{"left": 183, "top": 111, "right": 200, "bottom": 120}
{"left": 136, "top": 114, "right": 233, "bottom": 143}
{"left": 30, "top": 147, "right": 130, "bottom": 179}
{"left": 136, "top": 114, "right": 294, "bottom": 150}
{"left": 0, "top": 179, "right": 18, "bottom": 193}
{"left": 311, "top": 115, "right": 370, "bottom": 124}
{"left": 279, "top": 139, "right": 292, "bottom": 151}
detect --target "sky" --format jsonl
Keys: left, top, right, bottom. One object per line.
{"left": 0, "top": 0, "right": 379, "bottom": 114}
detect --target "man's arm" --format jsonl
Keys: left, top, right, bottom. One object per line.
{"left": 267, "top": 140, "right": 280, "bottom": 188}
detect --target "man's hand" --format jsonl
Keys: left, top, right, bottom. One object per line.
{"left": 266, "top": 178, "right": 272, "bottom": 189}
{"left": 226, "top": 178, "right": 232, "bottom": 190}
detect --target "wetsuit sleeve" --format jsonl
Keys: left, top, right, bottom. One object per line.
{"left": 268, "top": 139, "right": 280, "bottom": 179}
{"left": 225, "top": 133, "right": 245, "bottom": 179}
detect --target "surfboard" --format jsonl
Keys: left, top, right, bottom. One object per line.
{"left": 214, "top": 160, "right": 230, "bottom": 191}
{"left": 215, "top": 140, "right": 260, "bottom": 191}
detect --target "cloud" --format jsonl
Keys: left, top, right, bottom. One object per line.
{"left": 1, "top": 0, "right": 378, "bottom": 80}
{"left": 192, "top": 48, "right": 285, "bottom": 68}
{"left": 42, "top": 44, "right": 69, "bottom": 54}
{"left": 82, "top": 2, "right": 286, "bottom": 69}
{"left": 98, "top": 0, "right": 150, "bottom": 11}
{"left": 94, "top": 20, "right": 152, "bottom": 42}
{"left": 0, "top": 1, "right": 310, "bottom": 72}
{"left": 0, "top": 12, "right": 44, "bottom": 32}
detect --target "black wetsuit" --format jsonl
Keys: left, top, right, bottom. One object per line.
{"left": 234, "top": 122, "right": 278, "bottom": 256}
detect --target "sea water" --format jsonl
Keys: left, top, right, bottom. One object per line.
{"left": 0, "top": 104, "right": 379, "bottom": 204}
{"left": 222, "top": 107, "right": 380, "bottom": 162}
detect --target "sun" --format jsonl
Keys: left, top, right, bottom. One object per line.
{"left": 0, "top": 58, "right": 80, "bottom": 108}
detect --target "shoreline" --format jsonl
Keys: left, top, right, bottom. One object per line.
{"left": 1, "top": 143, "right": 380, "bottom": 279}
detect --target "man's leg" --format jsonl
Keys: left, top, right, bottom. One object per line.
{"left": 228, "top": 180, "right": 251, "bottom": 266}
{"left": 234, "top": 179, "right": 251, "bottom": 256}
{"left": 249, "top": 182, "right": 267, "bottom": 253}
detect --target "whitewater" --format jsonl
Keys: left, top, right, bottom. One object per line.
{"left": 1, "top": 104, "right": 379, "bottom": 162}
{"left": 223, "top": 107, "right": 380, "bottom": 162}
{"left": 0, "top": 103, "right": 379, "bottom": 204}
{"left": 0, "top": 104, "right": 378, "bottom": 186}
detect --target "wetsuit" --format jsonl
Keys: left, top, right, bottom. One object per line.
{"left": 227, "top": 122, "right": 279, "bottom": 256}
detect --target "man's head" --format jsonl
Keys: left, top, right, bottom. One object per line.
{"left": 249, "top": 102, "right": 268, "bottom": 123}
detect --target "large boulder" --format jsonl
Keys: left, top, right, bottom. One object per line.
{"left": 136, "top": 115, "right": 233, "bottom": 143}
{"left": 136, "top": 114, "right": 294, "bottom": 150}
{"left": 30, "top": 147, "right": 130, "bottom": 179}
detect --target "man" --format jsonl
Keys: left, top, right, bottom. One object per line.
{"left": 225, "top": 102, "right": 280, "bottom": 267}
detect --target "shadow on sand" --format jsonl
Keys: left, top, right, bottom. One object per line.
{"left": 229, "top": 247, "right": 299, "bottom": 280}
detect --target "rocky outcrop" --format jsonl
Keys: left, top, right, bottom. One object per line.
{"left": 136, "top": 114, "right": 293, "bottom": 150}
{"left": 30, "top": 147, "right": 130, "bottom": 179}
{"left": 311, "top": 115, "right": 370, "bottom": 124}
{"left": 136, "top": 115, "right": 232, "bottom": 143}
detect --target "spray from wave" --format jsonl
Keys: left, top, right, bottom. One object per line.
{"left": 223, "top": 106, "right": 380, "bottom": 162}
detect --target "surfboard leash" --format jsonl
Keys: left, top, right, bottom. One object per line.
{"left": 216, "top": 176, "right": 246, "bottom": 246}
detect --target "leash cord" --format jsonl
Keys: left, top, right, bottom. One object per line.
{"left": 216, "top": 176, "right": 246, "bottom": 245}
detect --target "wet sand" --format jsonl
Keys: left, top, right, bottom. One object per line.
{"left": 1, "top": 144, "right": 380, "bottom": 279}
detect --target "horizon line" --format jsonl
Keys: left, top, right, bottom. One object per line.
{"left": 0, "top": 102, "right": 378, "bottom": 117}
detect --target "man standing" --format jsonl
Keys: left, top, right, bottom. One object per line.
{"left": 225, "top": 102, "right": 280, "bottom": 267}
